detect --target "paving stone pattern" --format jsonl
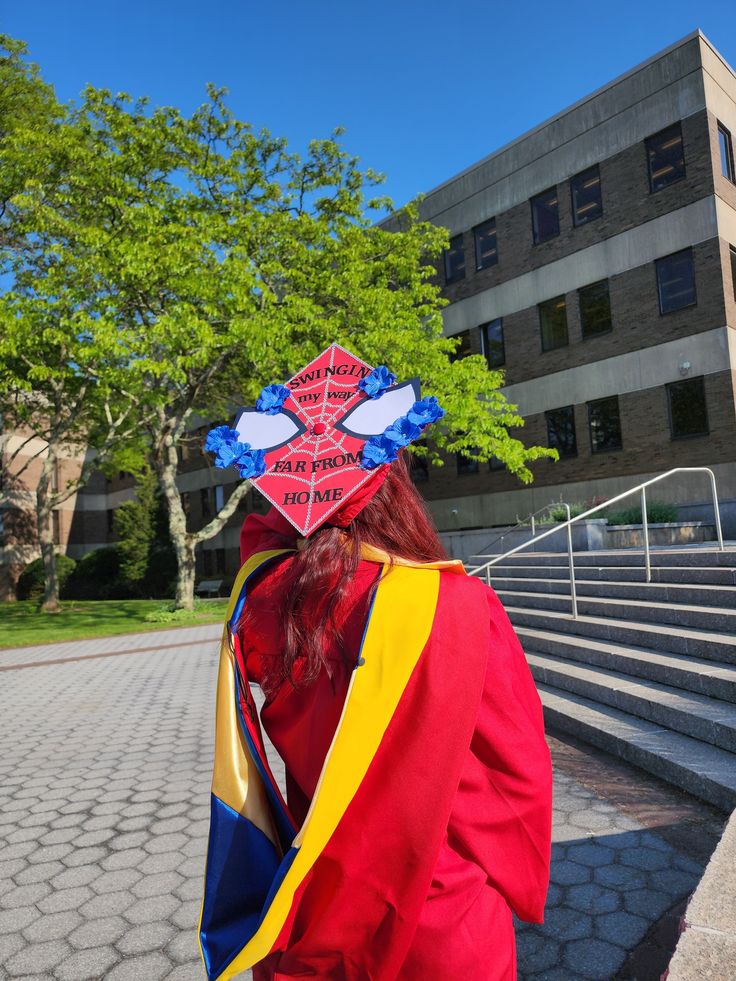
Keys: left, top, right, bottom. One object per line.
{"left": 0, "top": 628, "right": 710, "bottom": 980}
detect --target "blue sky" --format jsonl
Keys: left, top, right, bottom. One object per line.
{"left": 3, "top": 2, "right": 735, "bottom": 209}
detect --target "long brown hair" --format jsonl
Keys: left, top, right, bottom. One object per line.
{"left": 239, "top": 450, "right": 446, "bottom": 695}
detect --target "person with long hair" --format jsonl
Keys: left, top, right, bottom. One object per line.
{"left": 199, "top": 347, "right": 552, "bottom": 981}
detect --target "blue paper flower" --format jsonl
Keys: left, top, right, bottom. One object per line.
{"left": 256, "top": 383, "right": 291, "bottom": 415}
{"left": 361, "top": 434, "right": 401, "bottom": 469}
{"left": 358, "top": 365, "right": 397, "bottom": 399}
{"left": 204, "top": 425, "right": 239, "bottom": 454}
{"left": 384, "top": 415, "right": 422, "bottom": 447}
{"left": 407, "top": 396, "right": 445, "bottom": 427}
{"left": 235, "top": 445, "right": 266, "bottom": 479}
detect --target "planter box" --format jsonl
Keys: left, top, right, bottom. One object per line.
{"left": 442, "top": 519, "right": 609, "bottom": 564}
{"left": 604, "top": 521, "right": 716, "bottom": 549}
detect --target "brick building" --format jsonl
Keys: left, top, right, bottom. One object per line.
{"left": 414, "top": 29, "right": 736, "bottom": 538}
{"left": 3, "top": 29, "right": 736, "bottom": 598}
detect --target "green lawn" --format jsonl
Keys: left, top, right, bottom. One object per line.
{"left": 0, "top": 599, "right": 230, "bottom": 649}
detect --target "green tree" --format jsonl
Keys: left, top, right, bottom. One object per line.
{"left": 0, "top": 41, "right": 556, "bottom": 611}
{"left": 112, "top": 467, "right": 157, "bottom": 593}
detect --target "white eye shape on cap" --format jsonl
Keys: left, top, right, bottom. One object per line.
{"left": 334, "top": 380, "right": 421, "bottom": 439}
{"left": 233, "top": 407, "right": 307, "bottom": 452}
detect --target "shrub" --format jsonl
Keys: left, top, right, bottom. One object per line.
{"left": 16, "top": 554, "right": 76, "bottom": 602}
{"left": 61, "top": 546, "right": 131, "bottom": 600}
{"left": 605, "top": 501, "right": 679, "bottom": 526}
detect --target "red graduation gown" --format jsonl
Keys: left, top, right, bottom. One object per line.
{"left": 236, "top": 510, "right": 552, "bottom": 980}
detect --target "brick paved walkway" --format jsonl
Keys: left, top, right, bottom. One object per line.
{"left": 0, "top": 627, "right": 724, "bottom": 980}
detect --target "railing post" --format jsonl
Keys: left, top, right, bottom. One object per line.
{"left": 564, "top": 503, "right": 578, "bottom": 619}
{"left": 707, "top": 469, "right": 725, "bottom": 551}
{"left": 531, "top": 515, "right": 536, "bottom": 536}
{"left": 641, "top": 487, "right": 651, "bottom": 583}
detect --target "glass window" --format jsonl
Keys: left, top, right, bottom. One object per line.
{"left": 730, "top": 245, "right": 736, "bottom": 300}
{"left": 450, "top": 329, "right": 472, "bottom": 361}
{"left": 571, "top": 165, "right": 602, "bottom": 226}
{"left": 480, "top": 319, "right": 505, "bottom": 369}
{"left": 409, "top": 447, "right": 429, "bottom": 483}
{"left": 656, "top": 249, "right": 696, "bottom": 314}
{"left": 107, "top": 509, "right": 115, "bottom": 534}
{"left": 474, "top": 218, "right": 498, "bottom": 270}
{"left": 578, "top": 280, "right": 612, "bottom": 338}
{"left": 456, "top": 451, "right": 480, "bottom": 476}
{"left": 588, "top": 396, "right": 622, "bottom": 453}
{"left": 214, "top": 484, "right": 225, "bottom": 511}
{"left": 718, "top": 123, "right": 735, "bottom": 182}
{"left": 203, "top": 550, "right": 213, "bottom": 577}
{"left": 646, "top": 123, "right": 686, "bottom": 192}
{"left": 444, "top": 234, "right": 465, "bottom": 283}
{"left": 488, "top": 454, "right": 505, "bottom": 471}
{"left": 531, "top": 187, "right": 560, "bottom": 244}
{"left": 546, "top": 406, "right": 577, "bottom": 458}
{"left": 667, "top": 377, "right": 708, "bottom": 439}
{"left": 200, "top": 488, "right": 212, "bottom": 518}
{"left": 215, "top": 548, "right": 226, "bottom": 575}
{"left": 539, "top": 296, "right": 569, "bottom": 351}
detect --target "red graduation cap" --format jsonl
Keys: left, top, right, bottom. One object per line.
{"left": 205, "top": 343, "right": 444, "bottom": 537}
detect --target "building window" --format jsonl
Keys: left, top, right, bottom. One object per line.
{"left": 202, "top": 549, "right": 213, "bottom": 577}
{"left": 546, "top": 406, "right": 577, "bottom": 458}
{"left": 444, "top": 234, "right": 465, "bottom": 284}
{"left": 474, "top": 218, "right": 498, "bottom": 270}
{"left": 588, "top": 396, "right": 622, "bottom": 453}
{"left": 214, "top": 484, "right": 225, "bottom": 512}
{"left": 539, "top": 296, "right": 569, "bottom": 351}
{"left": 409, "top": 449, "right": 429, "bottom": 483}
{"left": 531, "top": 187, "right": 560, "bottom": 244}
{"left": 480, "top": 319, "right": 505, "bottom": 369}
{"left": 570, "top": 165, "right": 602, "bottom": 226}
{"left": 656, "top": 248, "right": 696, "bottom": 314}
{"left": 730, "top": 245, "right": 736, "bottom": 300}
{"left": 718, "top": 122, "right": 735, "bottom": 183}
{"left": 646, "top": 122, "right": 686, "bottom": 192}
{"left": 578, "top": 280, "right": 612, "bottom": 338}
{"left": 52, "top": 510, "right": 60, "bottom": 545}
{"left": 181, "top": 492, "right": 191, "bottom": 517}
{"left": 215, "top": 548, "right": 226, "bottom": 575}
{"left": 450, "top": 329, "right": 472, "bottom": 361}
{"left": 107, "top": 509, "right": 115, "bottom": 535}
{"left": 667, "top": 377, "right": 709, "bottom": 439}
{"left": 456, "top": 451, "right": 479, "bottom": 476}
{"left": 200, "top": 488, "right": 212, "bottom": 518}
{"left": 488, "top": 454, "right": 505, "bottom": 471}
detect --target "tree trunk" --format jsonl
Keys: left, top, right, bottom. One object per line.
{"left": 37, "top": 449, "right": 60, "bottom": 613}
{"left": 174, "top": 539, "right": 197, "bottom": 612}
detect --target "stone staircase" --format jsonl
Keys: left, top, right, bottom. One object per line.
{"left": 472, "top": 547, "right": 736, "bottom": 811}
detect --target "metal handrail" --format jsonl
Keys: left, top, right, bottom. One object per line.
{"left": 473, "top": 500, "right": 572, "bottom": 557}
{"left": 469, "top": 467, "right": 725, "bottom": 618}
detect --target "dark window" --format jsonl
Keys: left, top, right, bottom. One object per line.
{"left": 570, "top": 165, "right": 602, "bottom": 226}
{"left": 546, "top": 406, "right": 577, "bottom": 458}
{"left": 474, "top": 218, "right": 498, "bottom": 270}
{"left": 181, "top": 492, "right": 191, "bottom": 516}
{"left": 718, "top": 122, "right": 735, "bottom": 182}
{"left": 656, "top": 249, "right": 696, "bottom": 314}
{"left": 107, "top": 509, "right": 115, "bottom": 534}
{"left": 444, "top": 234, "right": 465, "bottom": 283}
{"left": 480, "top": 319, "right": 505, "bottom": 369}
{"left": 539, "top": 296, "right": 569, "bottom": 351}
{"left": 667, "top": 377, "right": 709, "bottom": 439}
{"left": 646, "top": 123, "right": 685, "bottom": 192}
{"left": 215, "top": 548, "right": 226, "bottom": 575}
{"left": 730, "top": 245, "right": 736, "bottom": 300}
{"left": 588, "top": 396, "right": 622, "bottom": 453}
{"left": 200, "top": 488, "right": 212, "bottom": 518}
{"left": 488, "top": 454, "right": 505, "bottom": 471}
{"left": 409, "top": 449, "right": 429, "bottom": 483}
{"left": 214, "top": 485, "right": 225, "bottom": 511}
{"left": 450, "top": 329, "right": 472, "bottom": 361}
{"left": 52, "top": 510, "right": 60, "bottom": 545}
{"left": 456, "top": 451, "right": 479, "bottom": 476}
{"left": 531, "top": 187, "right": 560, "bottom": 244}
{"left": 578, "top": 280, "right": 612, "bottom": 338}
{"left": 202, "top": 550, "right": 213, "bottom": 577}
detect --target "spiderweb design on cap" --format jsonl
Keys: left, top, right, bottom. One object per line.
{"left": 205, "top": 342, "right": 444, "bottom": 537}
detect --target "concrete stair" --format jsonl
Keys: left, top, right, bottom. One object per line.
{"left": 478, "top": 547, "right": 736, "bottom": 811}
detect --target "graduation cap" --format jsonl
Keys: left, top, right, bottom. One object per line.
{"left": 204, "top": 343, "right": 444, "bottom": 537}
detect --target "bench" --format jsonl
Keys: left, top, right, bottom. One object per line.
{"left": 195, "top": 579, "right": 223, "bottom": 598}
